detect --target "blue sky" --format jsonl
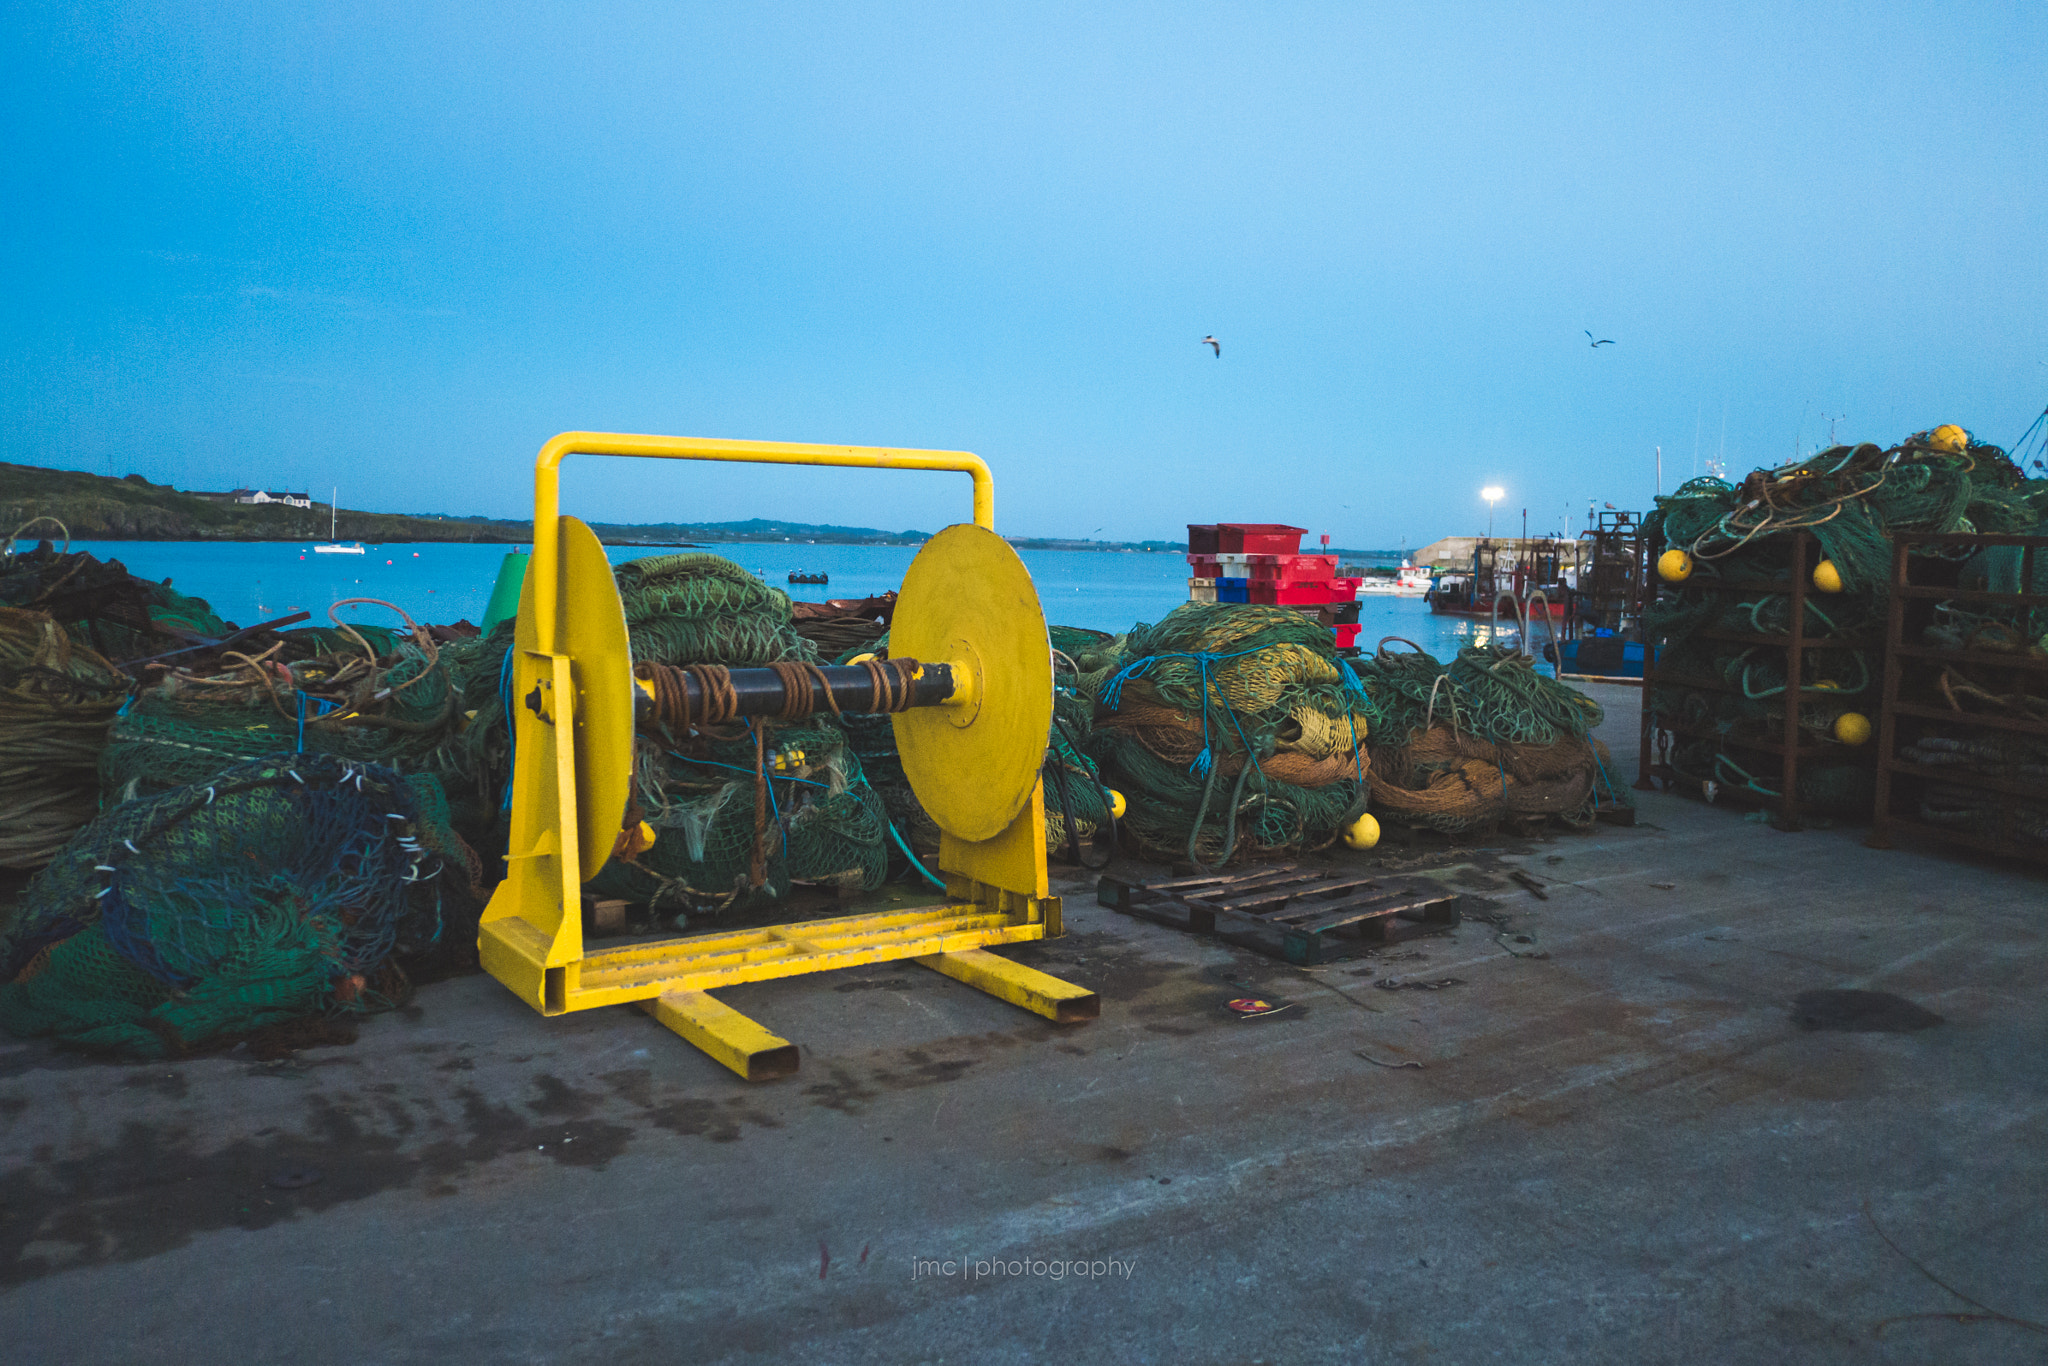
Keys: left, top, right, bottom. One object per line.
{"left": 4, "top": 2, "right": 2043, "bottom": 547}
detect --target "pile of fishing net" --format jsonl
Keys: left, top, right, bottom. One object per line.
{"left": 1043, "top": 660, "right": 1115, "bottom": 863}
{"left": 1348, "top": 639, "right": 1631, "bottom": 834}
{"left": 99, "top": 605, "right": 467, "bottom": 805}
{"left": 1082, "top": 604, "right": 1372, "bottom": 866}
{"left": 0, "top": 608, "right": 130, "bottom": 869}
{"left": 0, "top": 754, "right": 466, "bottom": 1057}
{"left": 590, "top": 711, "right": 899, "bottom": 917}
{"left": 1647, "top": 430, "right": 2047, "bottom": 596}
{"left": 1897, "top": 611, "right": 2048, "bottom": 847}
{"left": 1901, "top": 732, "right": 2048, "bottom": 848}
{"left": 791, "top": 592, "right": 895, "bottom": 660}
{"left": 582, "top": 554, "right": 908, "bottom": 916}
{"left": 1643, "top": 427, "right": 2048, "bottom": 814}
{"left": 0, "top": 532, "right": 232, "bottom": 665}
{"left": 617, "top": 553, "right": 819, "bottom": 666}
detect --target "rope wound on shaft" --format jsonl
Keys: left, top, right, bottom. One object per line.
{"left": 635, "top": 657, "right": 926, "bottom": 733}
{"left": 765, "top": 657, "right": 923, "bottom": 719}
{"left": 635, "top": 662, "right": 741, "bottom": 730}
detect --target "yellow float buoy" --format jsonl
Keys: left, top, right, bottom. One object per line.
{"left": 1812, "top": 559, "right": 1844, "bottom": 593}
{"left": 1929, "top": 424, "right": 1967, "bottom": 453}
{"left": 1657, "top": 549, "right": 1694, "bottom": 583}
{"left": 1833, "top": 712, "right": 1872, "bottom": 746}
{"left": 1105, "top": 788, "right": 1127, "bottom": 820}
{"left": 1342, "top": 812, "right": 1381, "bottom": 849}
{"left": 848, "top": 652, "right": 877, "bottom": 665}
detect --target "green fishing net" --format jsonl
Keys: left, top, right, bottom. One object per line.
{"left": 0, "top": 754, "right": 462, "bottom": 1056}
{"left": 1644, "top": 430, "right": 2048, "bottom": 800}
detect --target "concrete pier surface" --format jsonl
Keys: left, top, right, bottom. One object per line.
{"left": 4, "top": 684, "right": 2043, "bottom": 1364}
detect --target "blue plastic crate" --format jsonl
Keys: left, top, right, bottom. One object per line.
{"left": 1217, "top": 576, "right": 1248, "bottom": 588}
{"left": 1216, "top": 585, "right": 1249, "bottom": 603}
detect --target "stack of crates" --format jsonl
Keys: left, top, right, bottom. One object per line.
{"left": 1186, "top": 523, "right": 1363, "bottom": 651}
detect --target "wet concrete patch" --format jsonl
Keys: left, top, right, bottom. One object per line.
{"left": 795, "top": 1037, "right": 1014, "bottom": 1114}
{"left": 1791, "top": 990, "right": 1944, "bottom": 1033}
{"left": 121, "top": 1070, "right": 188, "bottom": 1099}
{"left": 0, "top": 1067, "right": 790, "bottom": 1286}
{"left": 1008, "top": 930, "right": 1184, "bottom": 1001}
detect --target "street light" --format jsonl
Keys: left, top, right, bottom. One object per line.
{"left": 1481, "top": 486, "right": 1505, "bottom": 539}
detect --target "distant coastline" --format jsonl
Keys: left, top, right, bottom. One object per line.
{"left": 0, "top": 461, "right": 1408, "bottom": 558}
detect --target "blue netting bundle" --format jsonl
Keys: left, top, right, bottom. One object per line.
{"left": 0, "top": 753, "right": 454, "bottom": 1055}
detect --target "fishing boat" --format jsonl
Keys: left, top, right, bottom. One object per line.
{"left": 1356, "top": 561, "right": 1433, "bottom": 595}
{"left": 314, "top": 486, "right": 366, "bottom": 554}
{"left": 1426, "top": 538, "right": 1570, "bottom": 618}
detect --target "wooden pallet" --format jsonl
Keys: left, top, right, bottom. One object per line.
{"left": 1097, "top": 864, "right": 1462, "bottom": 965}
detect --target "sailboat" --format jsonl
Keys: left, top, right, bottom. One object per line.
{"left": 313, "top": 486, "right": 366, "bottom": 554}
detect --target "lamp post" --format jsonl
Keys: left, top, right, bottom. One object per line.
{"left": 1481, "top": 486, "right": 1505, "bottom": 540}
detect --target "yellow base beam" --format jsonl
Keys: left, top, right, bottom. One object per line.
{"left": 917, "top": 948, "right": 1100, "bottom": 1023}
{"left": 640, "top": 991, "right": 800, "bottom": 1081}
{"left": 482, "top": 896, "right": 1067, "bottom": 1015}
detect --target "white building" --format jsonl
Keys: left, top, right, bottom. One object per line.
{"left": 230, "top": 489, "right": 314, "bottom": 509}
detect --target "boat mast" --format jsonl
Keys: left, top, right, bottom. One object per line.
{"left": 331, "top": 487, "right": 338, "bottom": 541}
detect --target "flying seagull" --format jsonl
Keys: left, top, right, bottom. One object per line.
{"left": 1585, "top": 331, "right": 1616, "bottom": 348}
{"left": 1202, "top": 335, "right": 1221, "bottom": 357}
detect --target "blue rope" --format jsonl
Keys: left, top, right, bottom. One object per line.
{"left": 1592, "top": 746, "right": 1621, "bottom": 800}
{"left": 669, "top": 751, "right": 825, "bottom": 786}
{"left": 296, "top": 690, "right": 336, "bottom": 752}
{"left": 497, "top": 645, "right": 518, "bottom": 812}
{"left": 888, "top": 820, "right": 946, "bottom": 890}
{"left": 1099, "top": 648, "right": 1264, "bottom": 777}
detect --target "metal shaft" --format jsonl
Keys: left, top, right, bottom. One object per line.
{"left": 637, "top": 662, "right": 955, "bottom": 723}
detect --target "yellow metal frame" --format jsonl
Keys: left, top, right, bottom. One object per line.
{"left": 479, "top": 432, "right": 1091, "bottom": 1079}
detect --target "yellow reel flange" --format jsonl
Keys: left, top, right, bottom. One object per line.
{"left": 508, "top": 513, "right": 636, "bottom": 884}
{"left": 890, "top": 523, "right": 1054, "bottom": 842}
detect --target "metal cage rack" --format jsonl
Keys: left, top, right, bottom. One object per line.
{"left": 1866, "top": 532, "right": 2048, "bottom": 866}
{"left": 1637, "top": 530, "right": 1878, "bottom": 831}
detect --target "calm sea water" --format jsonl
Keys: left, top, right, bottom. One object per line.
{"left": 56, "top": 539, "right": 1506, "bottom": 658}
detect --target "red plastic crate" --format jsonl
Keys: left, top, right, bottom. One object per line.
{"left": 1247, "top": 554, "right": 1337, "bottom": 582}
{"left": 1187, "top": 524, "right": 1221, "bottom": 555}
{"left": 1333, "top": 623, "right": 1362, "bottom": 648}
{"left": 1248, "top": 580, "right": 1347, "bottom": 605}
{"left": 1216, "top": 523, "right": 1307, "bottom": 555}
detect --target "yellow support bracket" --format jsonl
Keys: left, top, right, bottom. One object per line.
{"left": 917, "top": 949, "right": 1100, "bottom": 1023}
{"left": 640, "top": 991, "right": 801, "bottom": 1082}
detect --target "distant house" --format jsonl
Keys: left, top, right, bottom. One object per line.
{"left": 188, "top": 487, "right": 314, "bottom": 508}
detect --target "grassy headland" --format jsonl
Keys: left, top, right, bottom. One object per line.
{"left": 0, "top": 463, "right": 1190, "bottom": 550}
